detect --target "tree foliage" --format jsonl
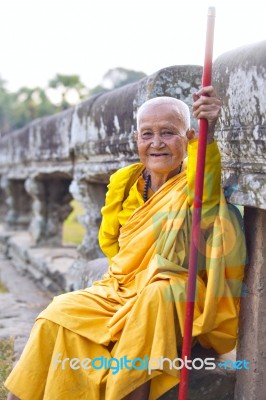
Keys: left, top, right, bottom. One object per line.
{"left": 48, "top": 74, "right": 88, "bottom": 109}
{"left": 89, "top": 67, "right": 147, "bottom": 94}
{"left": 0, "top": 77, "right": 14, "bottom": 134}
{"left": 0, "top": 79, "right": 59, "bottom": 134}
{"left": 12, "top": 87, "right": 57, "bottom": 130}
{"left": 0, "top": 67, "right": 147, "bottom": 134}
{"left": 103, "top": 67, "right": 146, "bottom": 89}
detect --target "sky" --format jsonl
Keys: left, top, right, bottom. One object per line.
{"left": 0, "top": 0, "right": 265, "bottom": 93}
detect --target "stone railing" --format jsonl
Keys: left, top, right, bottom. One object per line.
{"left": 0, "top": 41, "right": 266, "bottom": 399}
{"left": 213, "top": 41, "right": 266, "bottom": 400}
{"left": 0, "top": 64, "right": 203, "bottom": 288}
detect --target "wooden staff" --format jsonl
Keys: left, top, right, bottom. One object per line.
{"left": 178, "top": 6, "right": 216, "bottom": 400}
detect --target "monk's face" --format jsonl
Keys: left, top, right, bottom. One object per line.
{"left": 135, "top": 103, "right": 188, "bottom": 176}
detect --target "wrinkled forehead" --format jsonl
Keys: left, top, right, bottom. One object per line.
{"left": 136, "top": 97, "right": 190, "bottom": 130}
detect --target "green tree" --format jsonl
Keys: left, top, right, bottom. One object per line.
{"left": 102, "top": 67, "right": 147, "bottom": 89}
{"left": 48, "top": 74, "right": 88, "bottom": 110}
{"left": 11, "top": 87, "right": 57, "bottom": 130}
{"left": 0, "top": 77, "right": 14, "bottom": 134}
{"left": 89, "top": 67, "right": 147, "bottom": 95}
{"left": 0, "top": 68, "right": 147, "bottom": 134}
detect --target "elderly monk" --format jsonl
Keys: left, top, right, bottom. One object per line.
{"left": 6, "top": 87, "right": 246, "bottom": 400}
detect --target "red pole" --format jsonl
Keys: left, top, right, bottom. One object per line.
{"left": 178, "top": 7, "right": 216, "bottom": 400}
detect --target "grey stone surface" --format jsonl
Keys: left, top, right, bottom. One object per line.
{"left": 159, "top": 345, "right": 236, "bottom": 400}
{"left": 0, "top": 224, "right": 109, "bottom": 294}
{"left": 0, "top": 108, "right": 73, "bottom": 179}
{"left": 0, "top": 185, "right": 7, "bottom": 221}
{"left": 213, "top": 41, "right": 266, "bottom": 210}
{"left": 0, "top": 253, "right": 51, "bottom": 360}
{"left": 0, "top": 176, "right": 32, "bottom": 230}
{"left": 0, "top": 225, "right": 79, "bottom": 293}
{"left": 66, "top": 256, "right": 109, "bottom": 291}
{"left": 25, "top": 175, "right": 73, "bottom": 246}
{"left": 234, "top": 208, "right": 266, "bottom": 400}
{"left": 69, "top": 180, "right": 107, "bottom": 261}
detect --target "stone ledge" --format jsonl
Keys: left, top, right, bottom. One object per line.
{"left": 0, "top": 225, "right": 109, "bottom": 294}
{"left": 0, "top": 226, "right": 13, "bottom": 256}
{"left": 0, "top": 226, "right": 77, "bottom": 293}
{"left": 65, "top": 256, "right": 109, "bottom": 291}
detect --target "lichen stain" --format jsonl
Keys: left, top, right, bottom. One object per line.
{"left": 71, "top": 107, "right": 88, "bottom": 146}
{"left": 113, "top": 115, "right": 120, "bottom": 133}
{"left": 227, "top": 67, "right": 266, "bottom": 127}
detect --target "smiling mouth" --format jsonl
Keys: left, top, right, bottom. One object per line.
{"left": 149, "top": 153, "right": 170, "bottom": 157}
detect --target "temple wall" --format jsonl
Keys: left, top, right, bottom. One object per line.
{"left": 213, "top": 41, "right": 266, "bottom": 209}
{"left": 213, "top": 42, "right": 266, "bottom": 399}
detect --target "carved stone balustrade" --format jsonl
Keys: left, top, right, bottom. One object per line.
{"left": 213, "top": 40, "right": 266, "bottom": 400}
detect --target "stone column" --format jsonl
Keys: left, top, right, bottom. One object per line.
{"left": 65, "top": 179, "right": 108, "bottom": 291}
{"left": 69, "top": 179, "right": 106, "bottom": 259}
{"left": 0, "top": 178, "right": 7, "bottom": 223}
{"left": 0, "top": 176, "right": 32, "bottom": 230}
{"left": 235, "top": 207, "right": 266, "bottom": 400}
{"left": 25, "top": 176, "right": 73, "bottom": 246}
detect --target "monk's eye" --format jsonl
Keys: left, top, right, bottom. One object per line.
{"left": 161, "top": 131, "right": 174, "bottom": 137}
{"left": 141, "top": 132, "right": 153, "bottom": 139}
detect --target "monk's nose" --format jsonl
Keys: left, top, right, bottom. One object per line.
{"left": 150, "top": 135, "right": 165, "bottom": 148}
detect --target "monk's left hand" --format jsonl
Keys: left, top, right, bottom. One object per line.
{"left": 192, "top": 86, "right": 221, "bottom": 143}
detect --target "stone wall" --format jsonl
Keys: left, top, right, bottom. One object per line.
{"left": 213, "top": 41, "right": 266, "bottom": 400}
{"left": 214, "top": 42, "right": 266, "bottom": 400}
{"left": 0, "top": 64, "right": 203, "bottom": 258}
{"left": 213, "top": 41, "right": 266, "bottom": 209}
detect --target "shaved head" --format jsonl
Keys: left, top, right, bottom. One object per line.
{"left": 136, "top": 96, "right": 190, "bottom": 132}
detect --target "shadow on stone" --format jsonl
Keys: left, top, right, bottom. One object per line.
{"left": 159, "top": 344, "right": 235, "bottom": 400}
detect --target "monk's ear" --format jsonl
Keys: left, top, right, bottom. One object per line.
{"left": 186, "top": 129, "right": 196, "bottom": 141}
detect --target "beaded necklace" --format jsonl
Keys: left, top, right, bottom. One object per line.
{"left": 143, "top": 161, "right": 183, "bottom": 202}
{"left": 143, "top": 174, "right": 151, "bottom": 202}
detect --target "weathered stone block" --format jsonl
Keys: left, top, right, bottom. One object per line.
{"left": 25, "top": 176, "right": 73, "bottom": 246}
{"left": 66, "top": 257, "right": 109, "bottom": 291}
{"left": 213, "top": 41, "right": 266, "bottom": 209}
{"left": 235, "top": 208, "right": 266, "bottom": 400}
{"left": 0, "top": 108, "right": 73, "bottom": 180}
{"left": 0, "top": 177, "right": 32, "bottom": 230}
